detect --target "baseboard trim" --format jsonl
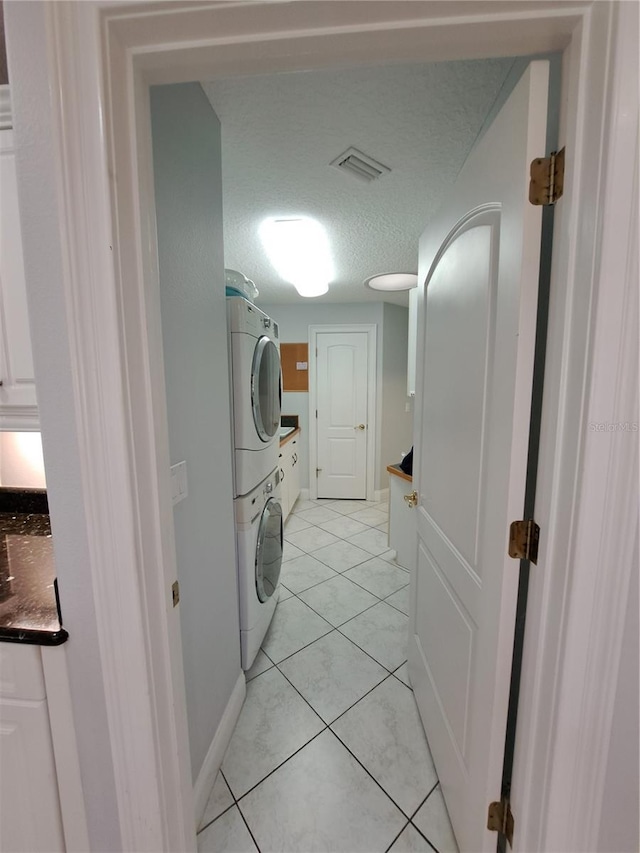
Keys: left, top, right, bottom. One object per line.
{"left": 193, "top": 670, "right": 246, "bottom": 828}
{"left": 299, "top": 488, "right": 310, "bottom": 502}
{"left": 374, "top": 487, "right": 389, "bottom": 502}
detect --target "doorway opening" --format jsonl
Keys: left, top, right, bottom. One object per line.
{"left": 22, "top": 3, "right": 632, "bottom": 851}
{"left": 146, "top": 50, "right": 559, "bottom": 852}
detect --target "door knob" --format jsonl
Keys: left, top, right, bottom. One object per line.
{"left": 404, "top": 490, "right": 418, "bottom": 508}
{"left": 355, "top": 424, "right": 366, "bottom": 431}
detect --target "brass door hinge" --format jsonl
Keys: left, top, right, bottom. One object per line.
{"left": 529, "top": 147, "right": 565, "bottom": 205}
{"left": 488, "top": 796, "right": 514, "bottom": 847}
{"left": 509, "top": 519, "right": 540, "bottom": 564}
{"left": 171, "top": 580, "right": 180, "bottom": 607}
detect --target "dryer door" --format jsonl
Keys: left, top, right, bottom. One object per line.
{"left": 251, "top": 336, "right": 281, "bottom": 442}
{"left": 255, "top": 496, "right": 283, "bottom": 602}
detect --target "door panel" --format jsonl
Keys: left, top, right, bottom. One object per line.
{"left": 316, "top": 332, "right": 368, "bottom": 499}
{"left": 416, "top": 544, "right": 474, "bottom": 759}
{"left": 409, "top": 62, "right": 549, "bottom": 852}
{"left": 422, "top": 220, "right": 497, "bottom": 568}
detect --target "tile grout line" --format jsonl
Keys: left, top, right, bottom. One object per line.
{"left": 334, "top": 620, "right": 407, "bottom": 675}
{"left": 314, "top": 591, "right": 397, "bottom": 627}
{"left": 297, "top": 573, "right": 388, "bottom": 611}
{"left": 196, "top": 800, "right": 236, "bottom": 837}
{"left": 276, "top": 593, "right": 404, "bottom": 676}
{"left": 327, "top": 726, "right": 425, "bottom": 826}
{"left": 282, "top": 537, "right": 408, "bottom": 607}
{"left": 197, "top": 769, "right": 237, "bottom": 836}
{"left": 284, "top": 566, "right": 408, "bottom": 608}
{"left": 411, "top": 822, "right": 441, "bottom": 853}
{"left": 285, "top": 516, "right": 393, "bottom": 552}
{"left": 406, "top": 781, "right": 443, "bottom": 853}
{"left": 284, "top": 543, "right": 399, "bottom": 572}
{"left": 212, "top": 513, "right": 424, "bottom": 849}
{"left": 221, "top": 669, "right": 330, "bottom": 809}
{"left": 384, "top": 819, "right": 412, "bottom": 853}
{"left": 302, "top": 542, "right": 391, "bottom": 572}
{"left": 271, "top": 655, "right": 333, "bottom": 727}
{"left": 235, "top": 799, "right": 262, "bottom": 853}
{"left": 286, "top": 572, "right": 407, "bottom": 672}
{"left": 233, "top": 727, "right": 328, "bottom": 806}
{"left": 249, "top": 629, "right": 409, "bottom": 809}
{"left": 409, "top": 780, "right": 440, "bottom": 821}
{"left": 263, "top": 618, "right": 334, "bottom": 667}
{"left": 199, "top": 674, "right": 426, "bottom": 845}
{"left": 279, "top": 568, "right": 342, "bottom": 597}
{"left": 326, "top": 671, "right": 399, "bottom": 728}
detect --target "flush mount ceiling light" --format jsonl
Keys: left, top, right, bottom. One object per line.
{"left": 259, "top": 216, "right": 334, "bottom": 297}
{"left": 364, "top": 272, "right": 418, "bottom": 291}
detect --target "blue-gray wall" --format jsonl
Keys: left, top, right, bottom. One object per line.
{"left": 151, "top": 83, "right": 241, "bottom": 782}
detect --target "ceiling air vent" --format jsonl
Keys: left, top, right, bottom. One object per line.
{"left": 330, "top": 147, "right": 391, "bottom": 183}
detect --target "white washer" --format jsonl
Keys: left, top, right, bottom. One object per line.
{"left": 227, "top": 297, "right": 281, "bottom": 497}
{"left": 235, "top": 468, "right": 283, "bottom": 670}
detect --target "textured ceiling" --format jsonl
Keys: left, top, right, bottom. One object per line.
{"left": 202, "top": 57, "right": 514, "bottom": 306}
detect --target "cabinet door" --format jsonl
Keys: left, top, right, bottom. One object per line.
{"left": 0, "top": 127, "right": 38, "bottom": 429}
{"left": 278, "top": 447, "right": 290, "bottom": 520}
{"left": 0, "top": 698, "right": 65, "bottom": 852}
{"left": 388, "top": 474, "right": 416, "bottom": 571}
{"left": 288, "top": 437, "right": 300, "bottom": 512}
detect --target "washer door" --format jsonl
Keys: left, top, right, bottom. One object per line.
{"left": 255, "top": 496, "right": 283, "bottom": 602}
{"left": 251, "top": 336, "right": 282, "bottom": 442}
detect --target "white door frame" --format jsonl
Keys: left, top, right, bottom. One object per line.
{"left": 6, "top": 2, "right": 636, "bottom": 851}
{"left": 308, "top": 325, "right": 377, "bottom": 502}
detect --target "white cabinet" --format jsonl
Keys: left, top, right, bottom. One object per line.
{"left": 388, "top": 466, "right": 416, "bottom": 572}
{"left": 0, "top": 644, "right": 65, "bottom": 853}
{"left": 0, "top": 104, "right": 39, "bottom": 431}
{"left": 279, "top": 432, "right": 301, "bottom": 522}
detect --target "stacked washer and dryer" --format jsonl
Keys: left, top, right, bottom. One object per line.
{"left": 227, "top": 295, "right": 283, "bottom": 671}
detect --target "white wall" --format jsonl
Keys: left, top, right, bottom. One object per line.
{"left": 150, "top": 83, "right": 241, "bottom": 783}
{"left": 597, "top": 538, "right": 639, "bottom": 853}
{"left": 381, "top": 303, "right": 413, "bottom": 475}
{"left": 0, "top": 432, "right": 46, "bottom": 487}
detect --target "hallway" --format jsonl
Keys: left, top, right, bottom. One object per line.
{"left": 197, "top": 497, "right": 458, "bottom": 852}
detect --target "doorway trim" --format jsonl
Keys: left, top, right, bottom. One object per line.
{"left": 6, "top": 1, "right": 636, "bottom": 851}
{"left": 308, "top": 324, "right": 377, "bottom": 502}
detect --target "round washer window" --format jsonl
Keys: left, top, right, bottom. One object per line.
{"left": 251, "top": 336, "right": 281, "bottom": 442}
{"left": 255, "top": 497, "right": 283, "bottom": 602}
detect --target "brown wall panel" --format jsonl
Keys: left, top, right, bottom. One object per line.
{"left": 281, "top": 343, "right": 309, "bottom": 391}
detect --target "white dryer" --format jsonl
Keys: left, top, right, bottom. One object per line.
{"left": 235, "top": 468, "right": 283, "bottom": 670}
{"left": 227, "top": 297, "right": 281, "bottom": 497}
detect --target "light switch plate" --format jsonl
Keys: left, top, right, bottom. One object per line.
{"left": 170, "top": 461, "right": 188, "bottom": 505}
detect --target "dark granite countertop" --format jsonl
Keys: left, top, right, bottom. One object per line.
{"left": 0, "top": 488, "right": 68, "bottom": 645}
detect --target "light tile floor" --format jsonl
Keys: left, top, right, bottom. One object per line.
{"left": 198, "top": 497, "right": 459, "bottom": 853}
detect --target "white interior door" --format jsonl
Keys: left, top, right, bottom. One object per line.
{"left": 408, "top": 62, "right": 549, "bottom": 852}
{"left": 315, "top": 330, "right": 369, "bottom": 499}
